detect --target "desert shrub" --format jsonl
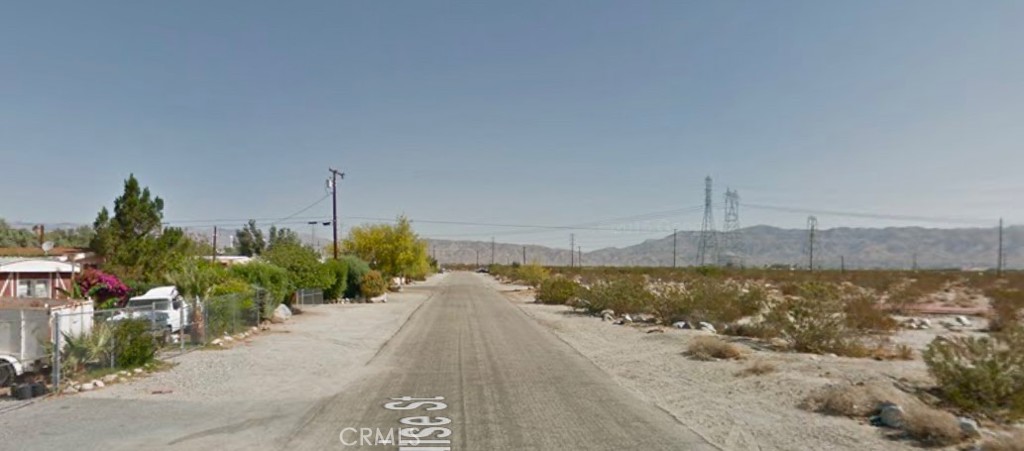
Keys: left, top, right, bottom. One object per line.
{"left": 360, "top": 270, "right": 388, "bottom": 298}
{"left": 576, "top": 276, "right": 653, "bottom": 315}
{"left": 736, "top": 360, "right": 776, "bottom": 377}
{"left": 648, "top": 279, "right": 763, "bottom": 326}
{"left": 764, "top": 283, "right": 861, "bottom": 355}
{"left": 902, "top": 406, "right": 964, "bottom": 447}
{"left": 112, "top": 319, "right": 157, "bottom": 368}
{"left": 800, "top": 384, "right": 881, "bottom": 417}
{"left": 687, "top": 336, "right": 744, "bottom": 361}
{"left": 987, "top": 288, "right": 1024, "bottom": 332}
{"left": 922, "top": 328, "right": 1024, "bottom": 420}
{"left": 844, "top": 292, "right": 898, "bottom": 332}
{"left": 536, "top": 276, "right": 579, "bottom": 305}
{"left": 322, "top": 259, "right": 349, "bottom": 301}
{"left": 516, "top": 263, "right": 550, "bottom": 288}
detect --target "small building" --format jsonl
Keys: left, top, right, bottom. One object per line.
{"left": 0, "top": 258, "right": 81, "bottom": 299}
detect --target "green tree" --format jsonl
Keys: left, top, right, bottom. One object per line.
{"left": 322, "top": 259, "right": 349, "bottom": 301}
{"left": 267, "top": 226, "right": 301, "bottom": 250}
{"left": 235, "top": 220, "right": 266, "bottom": 256}
{"left": 262, "top": 242, "right": 332, "bottom": 291}
{"left": 46, "top": 225, "right": 95, "bottom": 248}
{"left": 90, "top": 175, "right": 191, "bottom": 283}
{"left": 0, "top": 219, "right": 37, "bottom": 247}
{"left": 339, "top": 255, "right": 371, "bottom": 298}
{"left": 342, "top": 215, "right": 431, "bottom": 278}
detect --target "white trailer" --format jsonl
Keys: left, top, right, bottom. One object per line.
{"left": 0, "top": 298, "right": 94, "bottom": 387}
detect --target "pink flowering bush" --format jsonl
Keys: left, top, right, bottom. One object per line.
{"left": 77, "top": 269, "right": 130, "bottom": 308}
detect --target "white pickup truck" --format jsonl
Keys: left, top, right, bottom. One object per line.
{"left": 109, "top": 286, "right": 191, "bottom": 335}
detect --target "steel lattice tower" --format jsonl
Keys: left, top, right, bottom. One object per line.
{"left": 720, "top": 188, "right": 742, "bottom": 266}
{"left": 696, "top": 176, "right": 717, "bottom": 266}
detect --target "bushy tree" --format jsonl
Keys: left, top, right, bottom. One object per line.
{"left": 262, "top": 242, "right": 332, "bottom": 291}
{"left": 90, "top": 175, "right": 192, "bottom": 282}
{"left": 0, "top": 219, "right": 38, "bottom": 247}
{"left": 360, "top": 270, "right": 388, "bottom": 298}
{"left": 267, "top": 226, "right": 301, "bottom": 250}
{"left": 342, "top": 215, "right": 430, "bottom": 278}
{"left": 234, "top": 219, "right": 266, "bottom": 256}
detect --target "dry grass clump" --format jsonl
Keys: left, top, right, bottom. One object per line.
{"left": 686, "top": 336, "right": 744, "bottom": 361}
{"left": 801, "top": 384, "right": 880, "bottom": 417}
{"left": 981, "top": 429, "right": 1024, "bottom": 451}
{"left": 735, "top": 360, "right": 776, "bottom": 377}
{"left": 902, "top": 406, "right": 964, "bottom": 447}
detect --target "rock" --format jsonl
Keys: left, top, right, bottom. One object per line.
{"left": 955, "top": 315, "right": 972, "bottom": 327}
{"left": 635, "top": 313, "right": 656, "bottom": 323}
{"left": 93, "top": 380, "right": 105, "bottom": 389}
{"left": 223, "top": 335, "right": 234, "bottom": 342}
{"left": 250, "top": 326, "right": 259, "bottom": 333}
{"left": 211, "top": 338, "right": 223, "bottom": 346}
{"left": 62, "top": 387, "right": 78, "bottom": 395}
{"left": 79, "top": 382, "right": 95, "bottom": 392}
{"left": 101, "top": 374, "right": 118, "bottom": 384}
{"left": 825, "top": 353, "right": 838, "bottom": 358}
{"left": 623, "top": 314, "right": 634, "bottom": 323}
{"left": 612, "top": 319, "right": 625, "bottom": 325}
{"left": 272, "top": 304, "right": 293, "bottom": 323}
{"left": 958, "top": 417, "right": 980, "bottom": 437}
{"left": 370, "top": 294, "right": 388, "bottom": 303}
{"left": 600, "top": 309, "right": 615, "bottom": 317}
{"left": 878, "top": 403, "right": 904, "bottom": 428}
{"left": 672, "top": 321, "right": 690, "bottom": 329}
{"left": 646, "top": 327, "right": 664, "bottom": 334}
{"left": 698, "top": 322, "right": 716, "bottom": 334}
{"left": 117, "top": 377, "right": 128, "bottom": 383}
{"left": 918, "top": 318, "right": 931, "bottom": 328}
{"left": 602, "top": 312, "right": 615, "bottom": 322}
{"left": 132, "top": 368, "right": 144, "bottom": 374}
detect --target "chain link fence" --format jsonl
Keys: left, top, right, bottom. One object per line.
{"left": 295, "top": 288, "right": 324, "bottom": 306}
{"left": 41, "top": 292, "right": 264, "bottom": 390}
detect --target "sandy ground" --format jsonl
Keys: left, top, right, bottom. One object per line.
{"left": 0, "top": 273, "right": 447, "bottom": 450}
{"left": 488, "top": 277, "right": 986, "bottom": 451}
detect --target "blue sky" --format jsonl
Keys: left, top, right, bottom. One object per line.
{"left": 1, "top": 1, "right": 1021, "bottom": 249}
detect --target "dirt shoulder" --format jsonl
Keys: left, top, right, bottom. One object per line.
{"left": 490, "top": 278, "right": 940, "bottom": 451}
{"left": 0, "top": 274, "right": 447, "bottom": 450}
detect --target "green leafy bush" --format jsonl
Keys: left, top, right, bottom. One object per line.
{"left": 844, "top": 292, "right": 898, "bottom": 332}
{"left": 987, "top": 288, "right": 1024, "bottom": 332}
{"left": 360, "top": 270, "right": 388, "bottom": 298}
{"left": 923, "top": 328, "right": 1024, "bottom": 420}
{"left": 322, "top": 259, "right": 349, "bottom": 301}
{"left": 340, "top": 255, "right": 371, "bottom": 298}
{"left": 111, "top": 319, "right": 157, "bottom": 368}
{"left": 649, "top": 279, "right": 763, "bottom": 326}
{"left": 536, "top": 276, "right": 579, "bottom": 304}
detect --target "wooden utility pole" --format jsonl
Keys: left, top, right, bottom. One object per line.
{"left": 212, "top": 226, "right": 218, "bottom": 262}
{"left": 672, "top": 229, "right": 678, "bottom": 268}
{"left": 328, "top": 168, "right": 345, "bottom": 260}
{"left": 570, "top": 234, "right": 575, "bottom": 268}
{"left": 840, "top": 255, "right": 845, "bottom": 273}
{"left": 578, "top": 246, "right": 582, "bottom": 267}
{"left": 522, "top": 246, "right": 526, "bottom": 265}
{"left": 490, "top": 237, "right": 495, "bottom": 265}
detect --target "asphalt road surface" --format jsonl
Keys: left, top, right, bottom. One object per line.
{"left": 286, "top": 272, "right": 716, "bottom": 450}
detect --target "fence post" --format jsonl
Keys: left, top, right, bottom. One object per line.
{"left": 52, "top": 312, "right": 61, "bottom": 388}
{"left": 179, "top": 301, "right": 185, "bottom": 353}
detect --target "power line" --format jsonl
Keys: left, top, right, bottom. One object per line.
{"left": 745, "top": 203, "right": 993, "bottom": 225}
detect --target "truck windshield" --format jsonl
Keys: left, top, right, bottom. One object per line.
{"left": 128, "top": 298, "right": 171, "bottom": 310}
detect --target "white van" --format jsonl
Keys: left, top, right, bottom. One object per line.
{"left": 110, "top": 286, "right": 191, "bottom": 334}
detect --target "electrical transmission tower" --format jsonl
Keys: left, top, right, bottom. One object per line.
{"left": 806, "top": 216, "right": 818, "bottom": 271}
{"left": 696, "top": 176, "right": 717, "bottom": 266}
{"left": 720, "top": 188, "right": 742, "bottom": 267}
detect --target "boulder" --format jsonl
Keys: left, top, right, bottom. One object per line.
{"left": 62, "top": 387, "right": 79, "bottom": 395}
{"left": 672, "top": 321, "right": 690, "bottom": 329}
{"left": 955, "top": 315, "right": 972, "bottom": 327}
{"left": 101, "top": 374, "right": 118, "bottom": 384}
{"left": 878, "top": 403, "right": 904, "bottom": 428}
{"left": 370, "top": 294, "right": 388, "bottom": 303}
{"left": 93, "top": 380, "right": 105, "bottom": 389}
{"left": 79, "top": 382, "right": 95, "bottom": 392}
{"left": 623, "top": 314, "right": 634, "bottom": 323}
{"left": 958, "top": 417, "right": 980, "bottom": 437}
{"left": 272, "top": 304, "right": 293, "bottom": 323}
{"left": 698, "top": 322, "right": 717, "bottom": 334}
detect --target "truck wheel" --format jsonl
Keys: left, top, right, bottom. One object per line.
{"left": 0, "top": 361, "right": 13, "bottom": 388}
{"left": 30, "top": 383, "right": 48, "bottom": 398}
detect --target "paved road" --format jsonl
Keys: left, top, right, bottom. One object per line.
{"left": 286, "top": 272, "right": 715, "bottom": 450}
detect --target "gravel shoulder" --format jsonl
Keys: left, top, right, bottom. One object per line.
{"left": 489, "top": 277, "right": 941, "bottom": 451}
{"left": 0, "top": 274, "right": 447, "bottom": 451}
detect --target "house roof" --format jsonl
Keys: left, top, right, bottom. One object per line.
{"left": 0, "top": 247, "right": 88, "bottom": 258}
{"left": 0, "top": 258, "right": 79, "bottom": 273}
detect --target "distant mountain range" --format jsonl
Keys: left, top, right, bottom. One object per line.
{"left": 427, "top": 225, "right": 1022, "bottom": 270}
